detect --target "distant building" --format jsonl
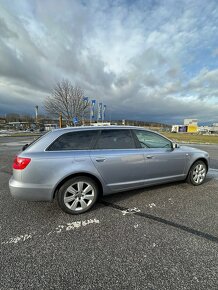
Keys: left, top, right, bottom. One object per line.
{"left": 90, "top": 122, "right": 111, "bottom": 126}
{"left": 8, "top": 121, "right": 31, "bottom": 130}
{"left": 186, "top": 125, "right": 198, "bottom": 133}
{"left": 184, "top": 119, "right": 198, "bottom": 126}
{"left": 44, "top": 124, "right": 58, "bottom": 131}
{"left": 171, "top": 125, "right": 180, "bottom": 133}
{"left": 172, "top": 119, "right": 198, "bottom": 133}
{"left": 211, "top": 123, "right": 218, "bottom": 133}
{"left": 198, "top": 126, "right": 212, "bottom": 133}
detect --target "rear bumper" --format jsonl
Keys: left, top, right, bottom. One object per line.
{"left": 9, "top": 177, "right": 53, "bottom": 201}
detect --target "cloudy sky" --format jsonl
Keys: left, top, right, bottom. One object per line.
{"left": 0, "top": 0, "right": 218, "bottom": 124}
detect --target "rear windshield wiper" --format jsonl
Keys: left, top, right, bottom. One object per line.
{"left": 22, "top": 144, "right": 29, "bottom": 151}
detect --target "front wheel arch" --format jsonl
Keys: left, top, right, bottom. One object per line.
{"left": 187, "top": 158, "right": 209, "bottom": 177}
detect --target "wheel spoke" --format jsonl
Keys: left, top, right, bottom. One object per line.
{"left": 82, "top": 184, "right": 92, "bottom": 194}
{"left": 80, "top": 199, "right": 87, "bottom": 209}
{"left": 193, "top": 174, "right": 198, "bottom": 181}
{"left": 83, "top": 194, "right": 94, "bottom": 201}
{"left": 67, "top": 186, "right": 77, "bottom": 195}
{"left": 77, "top": 182, "right": 84, "bottom": 192}
{"left": 64, "top": 195, "right": 76, "bottom": 203}
{"left": 70, "top": 199, "right": 79, "bottom": 210}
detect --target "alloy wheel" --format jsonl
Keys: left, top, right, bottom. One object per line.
{"left": 192, "top": 163, "right": 206, "bottom": 184}
{"left": 63, "top": 181, "right": 95, "bottom": 211}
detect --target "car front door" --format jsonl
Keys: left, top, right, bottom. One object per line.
{"left": 132, "top": 129, "right": 187, "bottom": 183}
{"left": 90, "top": 129, "right": 147, "bottom": 192}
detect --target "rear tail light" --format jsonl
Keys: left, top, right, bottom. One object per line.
{"left": 13, "top": 156, "right": 31, "bottom": 170}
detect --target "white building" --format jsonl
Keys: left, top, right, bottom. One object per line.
{"left": 91, "top": 122, "right": 111, "bottom": 126}
{"left": 198, "top": 126, "right": 212, "bottom": 133}
{"left": 184, "top": 119, "right": 198, "bottom": 126}
{"left": 211, "top": 123, "right": 218, "bottom": 133}
{"left": 44, "top": 124, "right": 58, "bottom": 131}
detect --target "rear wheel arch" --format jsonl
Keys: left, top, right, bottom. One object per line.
{"left": 53, "top": 172, "right": 103, "bottom": 199}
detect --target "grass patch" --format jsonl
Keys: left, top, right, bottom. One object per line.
{"left": 162, "top": 132, "right": 218, "bottom": 144}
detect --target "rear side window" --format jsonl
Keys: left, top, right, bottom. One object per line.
{"left": 95, "top": 129, "right": 135, "bottom": 149}
{"left": 47, "top": 130, "right": 98, "bottom": 151}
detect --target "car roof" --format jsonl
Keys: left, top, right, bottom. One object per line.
{"left": 52, "top": 125, "right": 148, "bottom": 133}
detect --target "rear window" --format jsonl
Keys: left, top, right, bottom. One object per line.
{"left": 22, "top": 132, "right": 50, "bottom": 151}
{"left": 47, "top": 130, "right": 98, "bottom": 151}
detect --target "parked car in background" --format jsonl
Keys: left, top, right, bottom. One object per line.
{"left": 9, "top": 126, "right": 209, "bottom": 214}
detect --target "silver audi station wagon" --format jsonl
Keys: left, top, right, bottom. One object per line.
{"left": 9, "top": 126, "right": 209, "bottom": 214}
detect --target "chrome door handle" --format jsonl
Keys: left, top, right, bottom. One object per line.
{"left": 146, "top": 155, "right": 154, "bottom": 159}
{"left": 95, "top": 158, "right": 106, "bottom": 162}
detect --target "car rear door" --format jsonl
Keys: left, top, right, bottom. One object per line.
{"left": 132, "top": 129, "right": 187, "bottom": 183}
{"left": 90, "top": 129, "right": 147, "bottom": 192}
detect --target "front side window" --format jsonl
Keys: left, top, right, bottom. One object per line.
{"left": 134, "top": 130, "right": 172, "bottom": 149}
{"left": 95, "top": 129, "right": 135, "bottom": 149}
{"left": 47, "top": 130, "right": 98, "bottom": 151}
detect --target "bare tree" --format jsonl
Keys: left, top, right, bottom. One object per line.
{"left": 44, "top": 79, "right": 89, "bottom": 126}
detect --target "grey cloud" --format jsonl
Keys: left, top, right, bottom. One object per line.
{"left": 186, "top": 69, "right": 218, "bottom": 101}
{"left": 0, "top": 17, "right": 18, "bottom": 39}
{"left": 111, "top": 89, "right": 218, "bottom": 124}
{"left": 0, "top": 0, "right": 217, "bottom": 124}
{"left": 0, "top": 39, "right": 51, "bottom": 93}
{"left": 0, "top": 92, "right": 38, "bottom": 115}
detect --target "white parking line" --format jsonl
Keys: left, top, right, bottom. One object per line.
{"left": 121, "top": 207, "right": 141, "bottom": 215}
{"left": 1, "top": 233, "right": 33, "bottom": 245}
{"left": 1, "top": 218, "right": 100, "bottom": 246}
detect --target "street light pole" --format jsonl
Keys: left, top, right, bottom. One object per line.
{"left": 35, "top": 105, "right": 38, "bottom": 125}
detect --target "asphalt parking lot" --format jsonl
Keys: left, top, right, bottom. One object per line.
{"left": 0, "top": 137, "right": 218, "bottom": 289}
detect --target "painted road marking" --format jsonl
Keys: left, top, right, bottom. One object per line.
{"left": 1, "top": 234, "right": 32, "bottom": 245}
{"left": 121, "top": 207, "right": 141, "bottom": 215}
{"left": 1, "top": 218, "right": 100, "bottom": 246}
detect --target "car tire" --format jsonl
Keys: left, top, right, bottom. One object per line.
{"left": 187, "top": 160, "right": 207, "bottom": 186}
{"left": 57, "top": 176, "right": 99, "bottom": 214}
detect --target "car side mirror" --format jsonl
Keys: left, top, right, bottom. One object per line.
{"left": 172, "top": 142, "right": 180, "bottom": 149}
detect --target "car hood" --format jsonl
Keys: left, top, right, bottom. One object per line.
{"left": 179, "top": 145, "right": 209, "bottom": 155}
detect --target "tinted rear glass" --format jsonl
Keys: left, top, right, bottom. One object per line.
{"left": 95, "top": 129, "right": 135, "bottom": 149}
{"left": 47, "top": 130, "right": 98, "bottom": 151}
{"left": 23, "top": 132, "right": 51, "bottom": 151}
